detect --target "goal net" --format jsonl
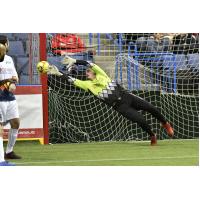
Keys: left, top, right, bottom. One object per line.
{"left": 41, "top": 33, "right": 199, "bottom": 143}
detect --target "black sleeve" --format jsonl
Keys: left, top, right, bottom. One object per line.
{"left": 75, "top": 60, "right": 90, "bottom": 66}
{"left": 60, "top": 73, "right": 69, "bottom": 80}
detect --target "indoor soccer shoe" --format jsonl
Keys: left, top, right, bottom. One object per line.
{"left": 5, "top": 151, "right": 22, "bottom": 159}
{"left": 150, "top": 134, "right": 157, "bottom": 146}
{"left": 0, "top": 161, "right": 15, "bottom": 166}
{"left": 162, "top": 122, "right": 174, "bottom": 137}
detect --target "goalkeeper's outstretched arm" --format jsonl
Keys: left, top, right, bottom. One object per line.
{"left": 62, "top": 56, "right": 108, "bottom": 78}
{"left": 42, "top": 55, "right": 107, "bottom": 79}
{"left": 45, "top": 56, "right": 111, "bottom": 95}
{"left": 45, "top": 59, "right": 92, "bottom": 93}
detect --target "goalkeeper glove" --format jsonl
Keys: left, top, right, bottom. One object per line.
{"left": 48, "top": 65, "right": 63, "bottom": 76}
{"left": 67, "top": 76, "right": 76, "bottom": 83}
{"left": 62, "top": 55, "right": 76, "bottom": 71}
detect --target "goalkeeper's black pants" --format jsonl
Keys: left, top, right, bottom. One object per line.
{"left": 113, "top": 92, "right": 167, "bottom": 136}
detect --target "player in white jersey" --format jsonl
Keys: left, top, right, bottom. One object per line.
{"left": 0, "top": 35, "right": 21, "bottom": 163}
{"left": 0, "top": 44, "right": 16, "bottom": 166}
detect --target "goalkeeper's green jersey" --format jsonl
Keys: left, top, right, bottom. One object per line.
{"left": 73, "top": 64, "right": 112, "bottom": 96}
{"left": 73, "top": 63, "right": 124, "bottom": 105}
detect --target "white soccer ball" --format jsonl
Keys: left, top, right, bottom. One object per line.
{"left": 37, "top": 61, "right": 49, "bottom": 73}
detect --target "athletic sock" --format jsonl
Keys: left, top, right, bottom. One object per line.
{"left": 0, "top": 137, "right": 5, "bottom": 162}
{"left": 6, "top": 129, "right": 18, "bottom": 154}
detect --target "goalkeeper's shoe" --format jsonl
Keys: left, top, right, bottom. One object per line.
{"left": 5, "top": 151, "right": 22, "bottom": 159}
{"left": 48, "top": 65, "right": 63, "bottom": 76}
{"left": 162, "top": 122, "right": 174, "bottom": 137}
{"left": 150, "top": 134, "right": 157, "bottom": 146}
{"left": 0, "top": 161, "right": 15, "bottom": 166}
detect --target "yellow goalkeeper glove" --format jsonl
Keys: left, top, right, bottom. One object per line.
{"left": 61, "top": 55, "right": 76, "bottom": 70}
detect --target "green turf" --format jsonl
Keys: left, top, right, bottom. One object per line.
{"left": 6, "top": 139, "right": 199, "bottom": 166}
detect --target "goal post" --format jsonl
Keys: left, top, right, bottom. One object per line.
{"left": 39, "top": 33, "right": 49, "bottom": 144}
{"left": 39, "top": 33, "right": 199, "bottom": 144}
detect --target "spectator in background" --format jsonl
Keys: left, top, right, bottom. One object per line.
{"left": 136, "top": 33, "right": 174, "bottom": 52}
{"left": 172, "top": 33, "right": 199, "bottom": 54}
{"left": 122, "top": 33, "right": 153, "bottom": 45}
{"left": 51, "top": 33, "right": 86, "bottom": 55}
{"left": 115, "top": 33, "right": 154, "bottom": 51}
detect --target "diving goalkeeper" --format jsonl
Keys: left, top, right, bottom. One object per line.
{"left": 46, "top": 56, "right": 174, "bottom": 145}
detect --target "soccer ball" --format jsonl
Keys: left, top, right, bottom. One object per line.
{"left": 37, "top": 61, "right": 49, "bottom": 73}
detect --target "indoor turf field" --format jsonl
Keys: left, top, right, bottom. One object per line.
{"left": 6, "top": 139, "right": 199, "bottom": 166}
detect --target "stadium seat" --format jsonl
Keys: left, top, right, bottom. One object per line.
{"left": 174, "top": 54, "right": 187, "bottom": 70}
{"left": 8, "top": 41, "right": 25, "bottom": 56}
{"left": 47, "top": 56, "right": 63, "bottom": 70}
{"left": 69, "top": 52, "right": 93, "bottom": 61}
{"left": 2, "top": 33, "right": 15, "bottom": 41}
{"left": 17, "top": 57, "right": 29, "bottom": 75}
{"left": 69, "top": 54, "right": 87, "bottom": 60}
{"left": 32, "top": 74, "right": 40, "bottom": 85}
{"left": 19, "top": 74, "right": 40, "bottom": 85}
{"left": 160, "top": 54, "right": 187, "bottom": 70}
{"left": 187, "top": 53, "right": 199, "bottom": 69}
{"left": 19, "top": 74, "right": 30, "bottom": 84}
{"left": 14, "top": 33, "right": 29, "bottom": 41}
{"left": 160, "top": 55, "right": 174, "bottom": 69}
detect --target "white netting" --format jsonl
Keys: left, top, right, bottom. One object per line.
{"left": 115, "top": 53, "right": 199, "bottom": 139}
{"left": 45, "top": 33, "right": 199, "bottom": 143}
{"left": 48, "top": 75, "right": 144, "bottom": 143}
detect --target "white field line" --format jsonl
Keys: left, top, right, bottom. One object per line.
{"left": 14, "top": 155, "right": 198, "bottom": 165}
{"left": 114, "top": 139, "right": 198, "bottom": 143}
{"left": 52, "top": 139, "right": 198, "bottom": 145}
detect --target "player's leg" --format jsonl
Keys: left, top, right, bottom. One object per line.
{"left": 0, "top": 122, "right": 5, "bottom": 163}
{"left": 5, "top": 118, "right": 21, "bottom": 159}
{"left": 4, "top": 100, "right": 21, "bottom": 159}
{"left": 126, "top": 93, "right": 174, "bottom": 137}
{"left": 115, "top": 104, "right": 157, "bottom": 145}
{"left": 0, "top": 106, "right": 15, "bottom": 166}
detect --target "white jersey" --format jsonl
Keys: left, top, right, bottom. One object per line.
{"left": 0, "top": 55, "right": 18, "bottom": 81}
{"left": 0, "top": 55, "right": 18, "bottom": 101}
